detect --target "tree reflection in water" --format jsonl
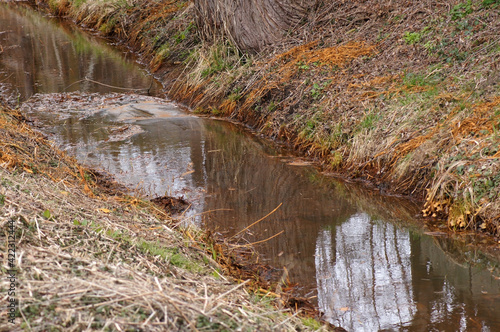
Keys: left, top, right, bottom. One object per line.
{"left": 0, "top": 3, "right": 161, "bottom": 101}
{"left": 315, "top": 213, "right": 500, "bottom": 331}
{"left": 8, "top": 3, "right": 499, "bottom": 328}
{"left": 316, "top": 213, "right": 414, "bottom": 331}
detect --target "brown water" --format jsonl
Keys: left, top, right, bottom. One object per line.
{"left": 0, "top": 2, "right": 161, "bottom": 101}
{"left": 3, "top": 3, "right": 500, "bottom": 331}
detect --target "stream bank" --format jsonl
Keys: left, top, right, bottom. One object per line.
{"left": 29, "top": 0, "right": 500, "bottom": 238}
{"left": 2, "top": 2, "right": 500, "bottom": 330}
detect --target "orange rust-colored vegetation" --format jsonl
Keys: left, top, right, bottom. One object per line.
{"left": 242, "top": 41, "right": 377, "bottom": 112}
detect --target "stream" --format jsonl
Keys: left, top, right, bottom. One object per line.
{"left": 1, "top": 3, "right": 499, "bottom": 331}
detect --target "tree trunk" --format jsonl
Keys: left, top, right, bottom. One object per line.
{"left": 194, "top": 0, "right": 318, "bottom": 52}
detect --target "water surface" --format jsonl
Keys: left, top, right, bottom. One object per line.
{"left": 3, "top": 3, "right": 500, "bottom": 331}
{"left": 0, "top": 3, "right": 161, "bottom": 101}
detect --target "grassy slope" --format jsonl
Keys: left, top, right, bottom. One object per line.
{"left": 0, "top": 99, "right": 330, "bottom": 330}
{"left": 36, "top": 1, "right": 500, "bottom": 233}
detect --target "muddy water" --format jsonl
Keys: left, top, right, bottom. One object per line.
{"left": 0, "top": 2, "right": 161, "bottom": 101}
{"left": 3, "top": 3, "right": 500, "bottom": 331}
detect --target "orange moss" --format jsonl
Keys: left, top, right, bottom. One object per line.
{"left": 277, "top": 40, "right": 376, "bottom": 68}
{"left": 219, "top": 98, "right": 237, "bottom": 115}
{"left": 243, "top": 41, "right": 376, "bottom": 111}
{"left": 451, "top": 97, "right": 500, "bottom": 143}
{"left": 473, "top": 96, "right": 500, "bottom": 114}
{"left": 0, "top": 106, "right": 100, "bottom": 194}
{"left": 303, "top": 41, "right": 376, "bottom": 68}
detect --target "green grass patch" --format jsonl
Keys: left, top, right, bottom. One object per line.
{"left": 138, "top": 240, "right": 203, "bottom": 272}
{"left": 302, "top": 317, "right": 323, "bottom": 330}
{"left": 201, "top": 43, "right": 241, "bottom": 78}
{"left": 450, "top": 0, "right": 474, "bottom": 21}
{"left": 403, "top": 72, "right": 442, "bottom": 88}
{"left": 403, "top": 31, "right": 422, "bottom": 45}
{"left": 310, "top": 81, "right": 331, "bottom": 100}
{"left": 482, "top": 0, "right": 500, "bottom": 7}
{"left": 173, "top": 21, "right": 195, "bottom": 44}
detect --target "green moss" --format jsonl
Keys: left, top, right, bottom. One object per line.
{"left": 156, "top": 43, "right": 171, "bottom": 61}
{"left": 329, "top": 151, "right": 343, "bottom": 168}
{"left": 302, "top": 317, "right": 322, "bottom": 330}
{"left": 403, "top": 31, "right": 422, "bottom": 45}
{"left": 99, "top": 18, "right": 117, "bottom": 34}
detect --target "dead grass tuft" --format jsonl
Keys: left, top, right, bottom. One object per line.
{"left": 1, "top": 167, "right": 324, "bottom": 331}
{"left": 0, "top": 101, "right": 115, "bottom": 198}
{"left": 451, "top": 97, "right": 500, "bottom": 142}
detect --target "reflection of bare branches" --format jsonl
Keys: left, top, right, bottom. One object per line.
{"left": 233, "top": 230, "right": 285, "bottom": 248}
{"left": 0, "top": 73, "right": 13, "bottom": 82}
{"left": 316, "top": 214, "right": 415, "bottom": 331}
{"left": 0, "top": 45, "right": 21, "bottom": 51}
{"left": 431, "top": 234, "right": 500, "bottom": 271}
{"left": 64, "top": 77, "right": 151, "bottom": 92}
{"left": 431, "top": 236, "right": 468, "bottom": 269}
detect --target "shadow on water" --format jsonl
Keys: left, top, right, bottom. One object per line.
{"left": 3, "top": 3, "right": 500, "bottom": 331}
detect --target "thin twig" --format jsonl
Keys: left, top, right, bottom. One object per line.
{"left": 231, "top": 203, "right": 282, "bottom": 239}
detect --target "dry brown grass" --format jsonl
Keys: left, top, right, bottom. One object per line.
{"left": 452, "top": 97, "right": 500, "bottom": 143}
{"left": 0, "top": 167, "right": 324, "bottom": 331}
{"left": 241, "top": 41, "right": 376, "bottom": 112}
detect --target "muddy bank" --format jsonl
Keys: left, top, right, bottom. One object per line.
{"left": 26, "top": 0, "right": 500, "bottom": 238}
